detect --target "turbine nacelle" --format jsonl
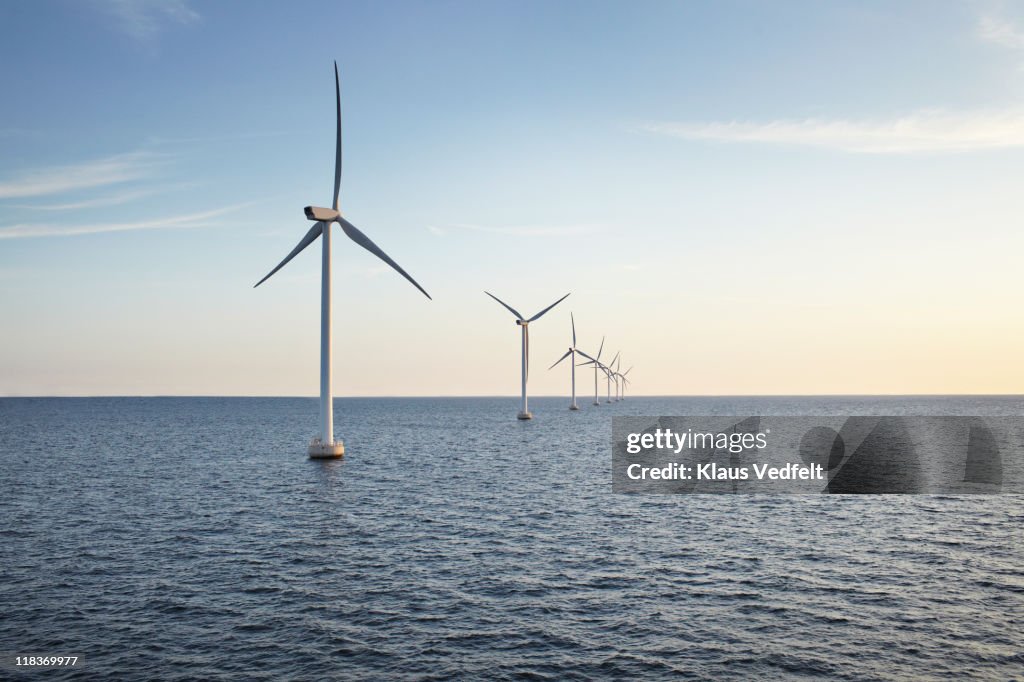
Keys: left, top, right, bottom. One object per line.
{"left": 305, "top": 206, "right": 340, "bottom": 222}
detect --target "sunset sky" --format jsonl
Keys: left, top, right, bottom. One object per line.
{"left": 2, "top": 0, "right": 1023, "bottom": 396}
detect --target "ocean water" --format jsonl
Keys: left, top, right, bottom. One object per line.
{"left": 1, "top": 396, "right": 1021, "bottom": 680}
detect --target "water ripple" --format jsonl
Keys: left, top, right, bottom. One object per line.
{"left": 0, "top": 396, "right": 1021, "bottom": 679}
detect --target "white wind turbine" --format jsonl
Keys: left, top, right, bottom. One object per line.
{"left": 548, "top": 313, "right": 598, "bottom": 411}
{"left": 255, "top": 62, "right": 431, "bottom": 458}
{"left": 582, "top": 336, "right": 605, "bottom": 406}
{"left": 486, "top": 291, "right": 570, "bottom": 419}
{"left": 580, "top": 349, "right": 618, "bottom": 404}
{"left": 617, "top": 366, "right": 633, "bottom": 400}
{"left": 604, "top": 351, "right": 620, "bottom": 403}
{"left": 611, "top": 355, "right": 623, "bottom": 401}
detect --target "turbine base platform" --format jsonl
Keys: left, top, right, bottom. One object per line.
{"left": 569, "top": 404, "right": 579, "bottom": 411}
{"left": 309, "top": 439, "right": 345, "bottom": 459}
{"left": 593, "top": 402, "right": 601, "bottom": 406}
{"left": 517, "top": 411, "right": 533, "bottom": 420}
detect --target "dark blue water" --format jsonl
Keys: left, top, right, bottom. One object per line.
{"left": 1, "top": 397, "right": 1022, "bottom": 680}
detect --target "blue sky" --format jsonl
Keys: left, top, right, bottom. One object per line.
{"left": 2, "top": 0, "right": 1023, "bottom": 396}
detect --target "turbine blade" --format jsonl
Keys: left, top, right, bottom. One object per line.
{"left": 608, "top": 351, "right": 620, "bottom": 367}
{"left": 597, "top": 336, "right": 604, "bottom": 361}
{"left": 623, "top": 367, "right": 633, "bottom": 376}
{"left": 484, "top": 291, "right": 524, "bottom": 320}
{"left": 337, "top": 217, "right": 431, "bottom": 299}
{"left": 333, "top": 62, "right": 342, "bottom": 211}
{"left": 576, "top": 350, "right": 597, "bottom": 363}
{"left": 527, "top": 292, "right": 570, "bottom": 322}
{"left": 549, "top": 349, "right": 573, "bottom": 370}
{"left": 571, "top": 312, "right": 576, "bottom": 347}
{"left": 253, "top": 222, "right": 324, "bottom": 287}
{"left": 577, "top": 359, "right": 598, "bottom": 367}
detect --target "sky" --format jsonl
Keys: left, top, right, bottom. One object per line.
{"left": 1, "top": 0, "right": 1023, "bottom": 397}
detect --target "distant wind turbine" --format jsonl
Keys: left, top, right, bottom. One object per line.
{"left": 486, "top": 291, "right": 570, "bottom": 419}
{"left": 604, "top": 351, "right": 620, "bottom": 403}
{"left": 548, "top": 313, "right": 597, "bottom": 410}
{"left": 618, "top": 366, "right": 633, "bottom": 400}
{"left": 612, "top": 355, "right": 623, "bottom": 401}
{"left": 580, "top": 348, "right": 618, "bottom": 404}
{"left": 584, "top": 336, "right": 605, "bottom": 406}
{"left": 255, "top": 62, "right": 431, "bottom": 458}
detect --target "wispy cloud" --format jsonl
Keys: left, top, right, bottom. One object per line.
{"left": 10, "top": 188, "right": 161, "bottom": 211}
{"left": 643, "top": 109, "right": 1024, "bottom": 153}
{"left": 145, "top": 131, "right": 296, "bottom": 146}
{"left": 0, "top": 204, "right": 246, "bottom": 240}
{"left": 0, "top": 152, "right": 162, "bottom": 199}
{"left": 977, "top": 9, "right": 1024, "bottom": 49}
{"left": 94, "top": 0, "right": 199, "bottom": 43}
{"left": 428, "top": 222, "right": 601, "bottom": 237}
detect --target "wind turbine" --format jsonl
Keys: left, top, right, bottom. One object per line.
{"left": 580, "top": 349, "right": 618, "bottom": 404}
{"left": 612, "top": 355, "right": 623, "bottom": 401}
{"left": 584, "top": 336, "right": 605, "bottom": 406}
{"left": 604, "top": 351, "right": 620, "bottom": 403}
{"left": 255, "top": 62, "right": 431, "bottom": 458}
{"left": 618, "top": 366, "right": 633, "bottom": 400}
{"left": 486, "top": 291, "right": 570, "bottom": 419}
{"left": 548, "top": 313, "right": 597, "bottom": 410}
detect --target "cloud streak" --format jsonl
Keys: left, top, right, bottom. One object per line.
{"left": 0, "top": 152, "right": 162, "bottom": 199}
{"left": 10, "top": 188, "right": 162, "bottom": 211}
{"left": 643, "top": 109, "right": 1024, "bottom": 153}
{"left": 429, "top": 223, "right": 600, "bottom": 237}
{"left": 95, "top": 0, "right": 200, "bottom": 42}
{"left": 977, "top": 11, "right": 1024, "bottom": 49}
{"left": 0, "top": 204, "right": 246, "bottom": 240}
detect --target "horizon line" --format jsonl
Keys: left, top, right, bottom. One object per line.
{"left": 2, "top": 393, "right": 1022, "bottom": 399}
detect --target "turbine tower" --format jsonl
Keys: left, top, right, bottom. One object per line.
{"left": 579, "top": 348, "right": 617, "bottom": 404}
{"left": 586, "top": 336, "right": 605, "bottom": 406}
{"left": 604, "top": 351, "right": 620, "bottom": 403}
{"left": 612, "top": 355, "right": 623, "bottom": 401}
{"left": 255, "top": 62, "right": 431, "bottom": 458}
{"left": 548, "top": 313, "right": 597, "bottom": 410}
{"left": 486, "top": 291, "right": 570, "bottom": 419}
{"left": 618, "top": 366, "right": 633, "bottom": 400}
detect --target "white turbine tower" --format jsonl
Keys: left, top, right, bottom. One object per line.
{"left": 580, "top": 349, "right": 618, "bottom": 404}
{"left": 548, "top": 313, "right": 598, "bottom": 410}
{"left": 585, "top": 336, "right": 605, "bottom": 406}
{"left": 255, "top": 62, "right": 431, "bottom": 458}
{"left": 486, "top": 291, "right": 570, "bottom": 419}
{"left": 618, "top": 366, "right": 633, "bottom": 400}
{"left": 612, "top": 355, "right": 623, "bottom": 401}
{"left": 604, "top": 351, "right": 620, "bottom": 403}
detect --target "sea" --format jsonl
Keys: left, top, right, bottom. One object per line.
{"left": 1, "top": 396, "right": 1021, "bottom": 680}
